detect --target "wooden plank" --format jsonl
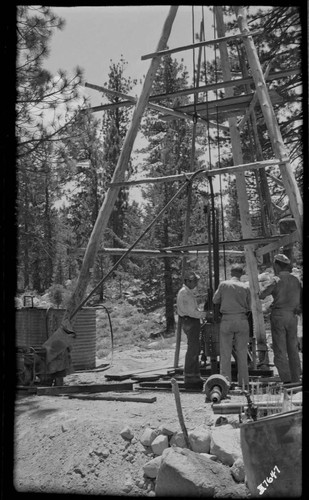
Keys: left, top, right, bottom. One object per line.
{"left": 105, "top": 365, "right": 178, "bottom": 381}
{"left": 163, "top": 234, "right": 287, "bottom": 251}
{"left": 148, "top": 68, "right": 301, "bottom": 102}
{"left": 173, "top": 89, "right": 282, "bottom": 115}
{"left": 85, "top": 81, "right": 227, "bottom": 131}
{"left": 64, "top": 6, "right": 179, "bottom": 321}
{"left": 137, "top": 382, "right": 203, "bottom": 393}
{"left": 141, "top": 30, "right": 263, "bottom": 60}
{"left": 16, "top": 386, "right": 38, "bottom": 394}
{"left": 86, "top": 101, "right": 133, "bottom": 112}
{"left": 235, "top": 6, "right": 303, "bottom": 242}
{"left": 106, "top": 159, "right": 284, "bottom": 188}
{"left": 65, "top": 394, "right": 157, "bottom": 403}
{"left": 131, "top": 375, "right": 161, "bottom": 382}
{"left": 36, "top": 382, "right": 134, "bottom": 396}
{"left": 255, "top": 230, "right": 299, "bottom": 257}
{"left": 238, "top": 61, "right": 273, "bottom": 130}
{"left": 76, "top": 248, "right": 245, "bottom": 258}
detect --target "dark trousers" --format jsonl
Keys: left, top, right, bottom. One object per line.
{"left": 270, "top": 310, "right": 301, "bottom": 383}
{"left": 182, "top": 317, "right": 201, "bottom": 380}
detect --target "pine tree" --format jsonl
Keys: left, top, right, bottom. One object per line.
{"left": 101, "top": 58, "right": 138, "bottom": 264}
{"left": 16, "top": 6, "right": 86, "bottom": 292}
{"left": 140, "top": 55, "right": 206, "bottom": 332}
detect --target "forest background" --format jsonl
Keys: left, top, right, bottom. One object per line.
{"left": 12, "top": 5, "right": 303, "bottom": 338}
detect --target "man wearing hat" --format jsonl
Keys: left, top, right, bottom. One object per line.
{"left": 177, "top": 271, "right": 207, "bottom": 388}
{"left": 259, "top": 253, "right": 302, "bottom": 384}
{"left": 213, "top": 264, "right": 252, "bottom": 389}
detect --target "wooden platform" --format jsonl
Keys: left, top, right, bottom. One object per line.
{"left": 168, "top": 90, "right": 283, "bottom": 120}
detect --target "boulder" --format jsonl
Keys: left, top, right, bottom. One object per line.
{"left": 155, "top": 446, "right": 249, "bottom": 497}
{"left": 120, "top": 426, "right": 134, "bottom": 441}
{"left": 210, "top": 425, "right": 242, "bottom": 466}
{"left": 231, "top": 457, "right": 246, "bottom": 482}
{"left": 151, "top": 434, "right": 169, "bottom": 456}
{"left": 143, "top": 456, "right": 162, "bottom": 478}
{"left": 140, "top": 427, "right": 159, "bottom": 447}
{"left": 170, "top": 431, "right": 186, "bottom": 448}
{"left": 200, "top": 453, "right": 218, "bottom": 461}
{"left": 157, "top": 424, "right": 175, "bottom": 436}
{"left": 188, "top": 426, "right": 211, "bottom": 453}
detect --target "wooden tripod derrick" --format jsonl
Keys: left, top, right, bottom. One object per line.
{"left": 64, "top": 6, "right": 302, "bottom": 370}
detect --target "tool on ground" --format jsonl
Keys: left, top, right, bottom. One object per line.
{"left": 242, "top": 390, "right": 258, "bottom": 421}
{"left": 204, "top": 374, "right": 230, "bottom": 403}
{"left": 171, "top": 378, "right": 192, "bottom": 450}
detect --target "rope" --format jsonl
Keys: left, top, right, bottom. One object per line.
{"left": 212, "top": 8, "right": 227, "bottom": 279}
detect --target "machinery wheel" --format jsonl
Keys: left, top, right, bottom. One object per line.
{"left": 204, "top": 374, "right": 230, "bottom": 402}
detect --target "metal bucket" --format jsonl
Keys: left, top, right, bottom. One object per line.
{"left": 240, "top": 409, "right": 302, "bottom": 497}
{"left": 15, "top": 308, "right": 97, "bottom": 370}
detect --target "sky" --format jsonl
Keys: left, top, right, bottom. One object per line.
{"left": 44, "top": 5, "right": 215, "bottom": 105}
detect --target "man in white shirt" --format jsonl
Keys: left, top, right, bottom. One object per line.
{"left": 177, "top": 271, "right": 207, "bottom": 388}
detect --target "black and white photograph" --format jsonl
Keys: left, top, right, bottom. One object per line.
{"left": 4, "top": 4, "right": 304, "bottom": 498}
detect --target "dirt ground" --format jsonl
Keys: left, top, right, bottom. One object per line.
{"left": 12, "top": 336, "right": 302, "bottom": 497}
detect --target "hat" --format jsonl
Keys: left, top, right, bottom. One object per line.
{"left": 184, "top": 271, "right": 200, "bottom": 281}
{"left": 274, "top": 253, "right": 290, "bottom": 265}
{"left": 231, "top": 264, "right": 245, "bottom": 275}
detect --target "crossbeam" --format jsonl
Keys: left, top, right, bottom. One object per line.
{"left": 173, "top": 89, "right": 282, "bottom": 116}
{"left": 85, "top": 82, "right": 228, "bottom": 131}
{"left": 163, "top": 234, "right": 289, "bottom": 251}
{"left": 255, "top": 231, "right": 299, "bottom": 258}
{"left": 148, "top": 68, "right": 301, "bottom": 102}
{"left": 76, "top": 248, "right": 244, "bottom": 258}
{"left": 141, "top": 30, "right": 263, "bottom": 60}
{"left": 107, "top": 159, "right": 285, "bottom": 188}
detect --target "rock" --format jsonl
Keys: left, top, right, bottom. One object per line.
{"left": 215, "top": 416, "right": 229, "bottom": 426}
{"left": 170, "top": 431, "right": 186, "bottom": 448}
{"left": 140, "top": 427, "right": 159, "bottom": 447}
{"left": 231, "top": 457, "right": 246, "bottom": 482}
{"left": 155, "top": 446, "right": 248, "bottom": 497}
{"left": 143, "top": 456, "right": 162, "bottom": 478}
{"left": 188, "top": 426, "right": 211, "bottom": 453}
{"left": 120, "top": 425, "right": 134, "bottom": 440}
{"left": 215, "top": 415, "right": 241, "bottom": 428}
{"left": 123, "top": 473, "right": 134, "bottom": 493}
{"left": 210, "top": 425, "right": 242, "bottom": 466}
{"left": 151, "top": 434, "right": 169, "bottom": 456}
{"left": 200, "top": 453, "right": 218, "bottom": 461}
{"left": 157, "top": 424, "right": 174, "bottom": 436}
{"left": 94, "top": 448, "right": 110, "bottom": 459}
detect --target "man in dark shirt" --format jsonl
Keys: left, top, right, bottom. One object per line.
{"left": 213, "top": 264, "right": 251, "bottom": 388}
{"left": 259, "top": 253, "right": 302, "bottom": 383}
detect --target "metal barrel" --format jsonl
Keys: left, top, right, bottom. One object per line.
{"left": 15, "top": 308, "right": 97, "bottom": 370}
{"left": 240, "top": 409, "right": 302, "bottom": 497}
{"left": 15, "top": 308, "right": 49, "bottom": 349}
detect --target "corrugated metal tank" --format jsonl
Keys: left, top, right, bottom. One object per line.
{"left": 15, "top": 308, "right": 96, "bottom": 370}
